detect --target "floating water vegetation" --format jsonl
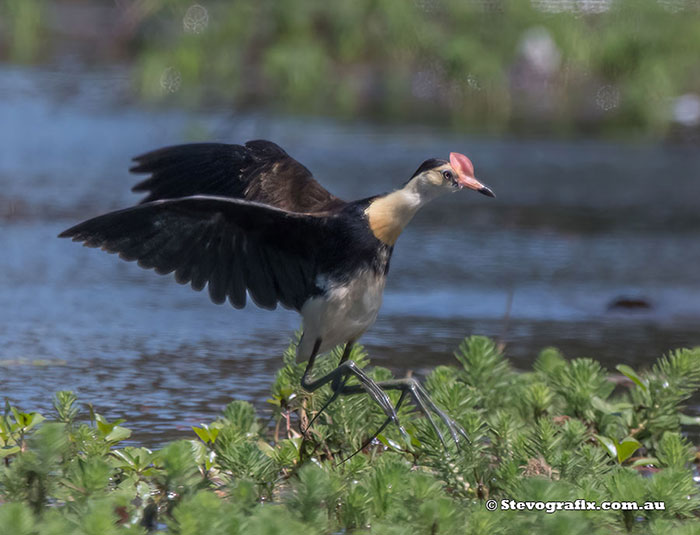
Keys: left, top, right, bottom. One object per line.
{"left": 1, "top": 337, "right": 700, "bottom": 533}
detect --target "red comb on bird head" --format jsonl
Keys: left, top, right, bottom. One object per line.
{"left": 447, "top": 151, "right": 495, "bottom": 197}
{"left": 449, "top": 152, "right": 475, "bottom": 178}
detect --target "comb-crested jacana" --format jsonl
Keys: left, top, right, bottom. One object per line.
{"left": 59, "top": 140, "right": 495, "bottom": 448}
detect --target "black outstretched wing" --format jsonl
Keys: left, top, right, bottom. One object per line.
{"left": 130, "top": 140, "right": 345, "bottom": 213}
{"left": 59, "top": 196, "right": 336, "bottom": 311}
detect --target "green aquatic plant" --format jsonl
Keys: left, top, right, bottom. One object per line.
{"left": 1, "top": 337, "right": 699, "bottom": 533}
{"left": 127, "top": 0, "right": 700, "bottom": 138}
{"left": 6, "top": 0, "right": 700, "bottom": 138}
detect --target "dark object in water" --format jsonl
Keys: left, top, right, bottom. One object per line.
{"left": 608, "top": 296, "right": 653, "bottom": 311}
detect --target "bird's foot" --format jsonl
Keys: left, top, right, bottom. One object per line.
{"left": 341, "top": 377, "right": 469, "bottom": 451}
{"left": 301, "top": 360, "right": 409, "bottom": 442}
{"left": 406, "top": 378, "right": 470, "bottom": 448}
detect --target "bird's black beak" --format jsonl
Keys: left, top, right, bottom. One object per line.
{"left": 478, "top": 185, "right": 496, "bottom": 198}
{"left": 456, "top": 173, "right": 496, "bottom": 198}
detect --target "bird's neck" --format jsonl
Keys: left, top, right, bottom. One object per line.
{"left": 365, "top": 180, "right": 435, "bottom": 245}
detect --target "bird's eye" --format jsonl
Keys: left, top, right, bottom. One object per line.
{"left": 442, "top": 170, "right": 453, "bottom": 181}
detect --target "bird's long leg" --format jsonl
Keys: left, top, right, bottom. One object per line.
{"left": 300, "top": 339, "right": 408, "bottom": 440}
{"left": 305, "top": 341, "right": 354, "bottom": 430}
{"left": 338, "top": 377, "right": 470, "bottom": 449}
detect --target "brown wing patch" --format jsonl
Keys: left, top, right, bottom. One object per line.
{"left": 131, "top": 140, "right": 345, "bottom": 214}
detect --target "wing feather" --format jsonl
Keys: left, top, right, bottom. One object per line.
{"left": 227, "top": 236, "right": 248, "bottom": 309}
{"left": 130, "top": 140, "right": 345, "bottom": 213}
{"left": 59, "top": 196, "right": 332, "bottom": 311}
{"left": 207, "top": 233, "right": 232, "bottom": 305}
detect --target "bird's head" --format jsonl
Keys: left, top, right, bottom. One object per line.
{"left": 408, "top": 152, "right": 495, "bottom": 199}
{"left": 367, "top": 151, "right": 494, "bottom": 245}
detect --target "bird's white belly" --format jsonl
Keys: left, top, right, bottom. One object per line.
{"left": 297, "top": 270, "right": 386, "bottom": 361}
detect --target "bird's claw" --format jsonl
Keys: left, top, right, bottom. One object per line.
{"left": 414, "top": 381, "right": 471, "bottom": 448}
{"left": 302, "top": 358, "right": 468, "bottom": 459}
{"left": 345, "top": 377, "right": 469, "bottom": 454}
{"left": 402, "top": 378, "right": 470, "bottom": 449}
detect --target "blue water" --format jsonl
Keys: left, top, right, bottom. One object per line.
{"left": 1, "top": 66, "right": 699, "bottom": 445}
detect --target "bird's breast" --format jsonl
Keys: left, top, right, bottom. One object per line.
{"left": 300, "top": 267, "right": 387, "bottom": 356}
{"left": 325, "top": 268, "right": 386, "bottom": 323}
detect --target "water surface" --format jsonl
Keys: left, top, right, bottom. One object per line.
{"left": 2, "top": 67, "right": 699, "bottom": 445}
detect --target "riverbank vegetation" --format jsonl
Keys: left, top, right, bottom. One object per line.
{"left": 2, "top": 1, "right": 700, "bottom": 139}
{"left": 2, "top": 337, "right": 699, "bottom": 533}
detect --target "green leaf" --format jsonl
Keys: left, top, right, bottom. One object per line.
{"left": 193, "top": 424, "right": 220, "bottom": 444}
{"left": 11, "top": 407, "right": 24, "bottom": 427}
{"left": 27, "top": 412, "right": 45, "bottom": 429}
{"left": 376, "top": 434, "right": 402, "bottom": 451}
{"left": 629, "top": 457, "right": 659, "bottom": 468}
{"left": 95, "top": 414, "right": 114, "bottom": 435}
{"left": 266, "top": 397, "right": 282, "bottom": 407}
{"left": 257, "top": 440, "right": 275, "bottom": 457}
{"left": 111, "top": 449, "right": 134, "bottom": 465}
{"left": 591, "top": 396, "right": 633, "bottom": 414}
{"left": 0, "top": 445, "right": 20, "bottom": 458}
{"left": 105, "top": 425, "right": 131, "bottom": 443}
{"left": 595, "top": 434, "right": 617, "bottom": 458}
{"left": 193, "top": 426, "right": 212, "bottom": 443}
{"left": 591, "top": 396, "right": 615, "bottom": 414}
{"left": 616, "top": 437, "right": 641, "bottom": 464}
{"left": 189, "top": 439, "right": 209, "bottom": 466}
{"left": 616, "top": 364, "right": 648, "bottom": 392}
{"left": 112, "top": 447, "right": 153, "bottom": 471}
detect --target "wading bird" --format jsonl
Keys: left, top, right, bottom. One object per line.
{"left": 60, "top": 140, "right": 494, "bottom": 448}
